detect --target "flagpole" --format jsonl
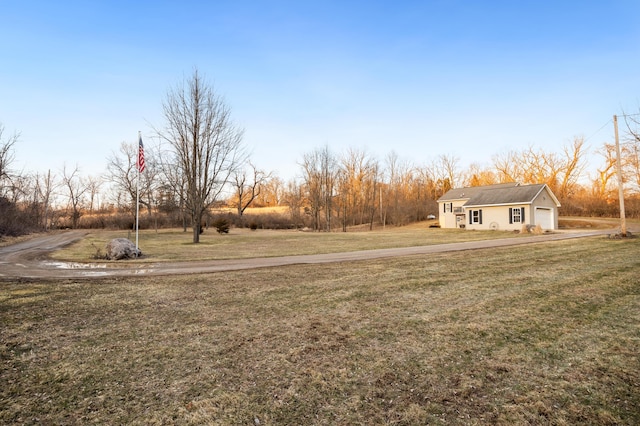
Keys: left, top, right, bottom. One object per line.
{"left": 135, "top": 131, "right": 141, "bottom": 257}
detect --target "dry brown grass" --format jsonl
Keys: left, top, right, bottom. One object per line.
{"left": 50, "top": 223, "right": 526, "bottom": 263}
{"left": 2, "top": 236, "right": 639, "bottom": 424}
{"left": 558, "top": 216, "right": 631, "bottom": 229}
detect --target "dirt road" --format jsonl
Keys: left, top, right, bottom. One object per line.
{"left": 0, "top": 228, "right": 616, "bottom": 279}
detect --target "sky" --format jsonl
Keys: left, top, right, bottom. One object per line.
{"left": 1, "top": 0, "right": 639, "bottom": 183}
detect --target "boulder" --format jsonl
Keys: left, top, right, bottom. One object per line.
{"left": 105, "top": 238, "right": 142, "bottom": 260}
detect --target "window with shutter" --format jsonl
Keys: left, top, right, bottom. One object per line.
{"left": 470, "top": 210, "right": 482, "bottom": 224}
{"left": 511, "top": 208, "right": 521, "bottom": 223}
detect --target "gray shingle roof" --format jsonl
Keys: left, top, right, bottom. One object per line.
{"left": 438, "top": 183, "right": 555, "bottom": 207}
{"left": 464, "top": 184, "right": 545, "bottom": 206}
{"left": 437, "top": 183, "right": 519, "bottom": 202}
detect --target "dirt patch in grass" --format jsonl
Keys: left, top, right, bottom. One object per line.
{"left": 2, "top": 237, "right": 639, "bottom": 424}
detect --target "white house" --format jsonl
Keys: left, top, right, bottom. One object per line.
{"left": 437, "top": 183, "right": 561, "bottom": 231}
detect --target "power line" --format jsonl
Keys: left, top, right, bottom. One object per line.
{"left": 584, "top": 119, "right": 612, "bottom": 143}
{"left": 583, "top": 113, "right": 640, "bottom": 144}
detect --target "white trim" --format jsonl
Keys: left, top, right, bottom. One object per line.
{"left": 464, "top": 201, "right": 533, "bottom": 208}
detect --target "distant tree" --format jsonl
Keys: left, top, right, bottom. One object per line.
{"left": 438, "top": 154, "right": 460, "bottom": 190}
{"left": 232, "top": 162, "right": 270, "bottom": 217}
{"left": 335, "top": 148, "right": 378, "bottom": 231}
{"left": 557, "top": 137, "right": 587, "bottom": 199}
{"left": 492, "top": 150, "right": 522, "bottom": 184}
{"left": 592, "top": 142, "right": 618, "bottom": 202}
{"left": 282, "top": 179, "right": 305, "bottom": 227}
{"left": 623, "top": 112, "right": 640, "bottom": 194}
{"left": 492, "top": 141, "right": 586, "bottom": 198}
{"left": 33, "top": 170, "right": 58, "bottom": 230}
{"left": 0, "top": 123, "right": 19, "bottom": 197}
{"left": 300, "top": 146, "right": 336, "bottom": 231}
{"left": 254, "top": 175, "right": 284, "bottom": 207}
{"left": 462, "top": 163, "right": 497, "bottom": 187}
{"left": 383, "top": 151, "right": 414, "bottom": 226}
{"left": 85, "top": 175, "right": 103, "bottom": 213}
{"left": 156, "top": 69, "right": 246, "bottom": 243}
{"left": 105, "top": 141, "right": 159, "bottom": 218}
{"left": 61, "top": 164, "right": 88, "bottom": 228}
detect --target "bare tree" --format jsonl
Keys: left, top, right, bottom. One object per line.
{"left": 557, "top": 137, "right": 587, "bottom": 199}
{"left": 438, "top": 154, "right": 460, "bottom": 190}
{"left": 492, "top": 150, "right": 523, "bottom": 183}
{"left": 383, "top": 151, "right": 415, "bottom": 226}
{"left": 0, "top": 124, "right": 19, "bottom": 197}
{"left": 254, "top": 175, "right": 284, "bottom": 207}
{"left": 300, "top": 146, "right": 336, "bottom": 231}
{"left": 105, "top": 141, "right": 159, "bottom": 218}
{"left": 86, "top": 175, "right": 103, "bottom": 213}
{"left": 335, "top": 148, "right": 378, "bottom": 231}
{"left": 232, "top": 163, "right": 271, "bottom": 217}
{"left": 34, "top": 170, "right": 58, "bottom": 230}
{"left": 623, "top": 112, "right": 640, "bottom": 194}
{"left": 282, "top": 179, "right": 305, "bottom": 227}
{"left": 623, "top": 110, "right": 640, "bottom": 143}
{"left": 592, "top": 143, "right": 618, "bottom": 202}
{"left": 156, "top": 70, "right": 246, "bottom": 243}
{"left": 492, "top": 141, "right": 586, "bottom": 198}
{"left": 61, "top": 164, "right": 88, "bottom": 228}
{"left": 105, "top": 142, "right": 137, "bottom": 212}
{"left": 462, "top": 163, "right": 497, "bottom": 187}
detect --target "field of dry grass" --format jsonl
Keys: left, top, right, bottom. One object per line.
{"left": 1, "top": 233, "right": 639, "bottom": 424}
{"left": 51, "top": 222, "right": 529, "bottom": 263}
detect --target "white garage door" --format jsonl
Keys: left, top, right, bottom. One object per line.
{"left": 535, "top": 208, "right": 553, "bottom": 230}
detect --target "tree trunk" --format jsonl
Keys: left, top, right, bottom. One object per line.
{"left": 192, "top": 210, "right": 202, "bottom": 243}
{"left": 192, "top": 225, "right": 200, "bottom": 243}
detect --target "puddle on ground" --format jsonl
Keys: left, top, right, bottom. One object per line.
{"left": 43, "top": 261, "right": 108, "bottom": 269}
{"left": 43, "top": 261, "right": 155, "bottom": 276}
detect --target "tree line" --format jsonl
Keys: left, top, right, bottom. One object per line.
{"left": 2, "top": 71, "right": 640, "bottom": 240}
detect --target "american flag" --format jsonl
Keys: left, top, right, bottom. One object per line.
{"left": 137, "top": 134, "right": 145, "bottom": 173}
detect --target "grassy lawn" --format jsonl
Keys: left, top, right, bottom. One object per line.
{"left": 51, "top": 222, "right": 531, "bottom": 263}
{"left": 1, "top": 235, "right": 639, "bottom": 424}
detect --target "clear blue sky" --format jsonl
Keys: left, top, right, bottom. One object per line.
{"left": 1, "top": 0, "right": 639, "bottom": 181}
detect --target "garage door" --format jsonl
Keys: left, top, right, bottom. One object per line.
{"left": 535, "top": 208, "right": 553, "bottom": 230}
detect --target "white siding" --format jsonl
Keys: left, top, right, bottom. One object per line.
{"left": 438, "top": 200, "right": 467, "bottom": 228}
{"left": 465, "top": 206, "right": 526, "bottom": 231}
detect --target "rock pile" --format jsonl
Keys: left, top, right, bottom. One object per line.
{"left": 105, "top": 238, "right": 142, "bottom": 260}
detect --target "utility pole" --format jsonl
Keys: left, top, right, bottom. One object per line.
{"left": 613, "top": 115, "right": 627, "bottom": 236}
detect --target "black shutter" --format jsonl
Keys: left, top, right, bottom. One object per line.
{"left": 521, "top": 207, "right": 525, "bottom": 223}
{"left": 479, "top": 209, "right": 483, "bottom": 225}
{"left": 469, "top": 211, "right": 473, "bottom": 225}
{"left": 509, "top": 207, "right": 513, "bottom": 224}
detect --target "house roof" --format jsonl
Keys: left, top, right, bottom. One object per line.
{"left": 438, "top": 183, "right": 561, "bottom": 207}
{"left": 437, "top": 183, "right": 520, "bottom": 202}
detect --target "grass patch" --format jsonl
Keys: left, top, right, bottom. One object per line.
{"left": 1, "top": 236, "right": 639, "bottom": 424}
{"left": 50, "top": 222, "right": 527, "bottom": 263}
